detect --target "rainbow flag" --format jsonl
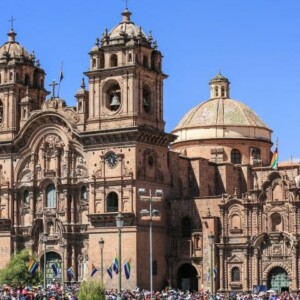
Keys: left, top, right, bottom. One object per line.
{"left": 271, "top": 147, "right": 278, "bottom": 169}
{"left": 124, "top": 259, "right": 131, "bottom": 280}
{"left": 67, "top": 266, "right": 75, "bottom": 279}
{"left": 113, "top": 255, "right": 119, "bottom": 274}
{"left": 91, "top": 264, "right": 98, "bottom": 277}
{"left": 28, "top": 258, "right": 39, "bottom": 275}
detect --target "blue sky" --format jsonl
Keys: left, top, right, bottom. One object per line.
{"left": 0, "top": 0, "right": 299, "bottom": 162}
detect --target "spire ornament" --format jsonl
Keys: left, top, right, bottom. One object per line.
{"left": 9, "top": 16, "right": 16, "bottom": 30}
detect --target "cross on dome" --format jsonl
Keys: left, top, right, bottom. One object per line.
{"left": 9, "top": 16, "right": 16, "bottom": 30}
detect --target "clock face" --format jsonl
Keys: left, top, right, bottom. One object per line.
{"left": 105, "top": 152, "right": 118, "bottom": 168}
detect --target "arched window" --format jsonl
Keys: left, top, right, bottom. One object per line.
{"left": 271, "top": 213, "right": 282, "bottom": 231}
{"left": 107, "top": 192, "right": 118, "bottom": 212}
{"left": 157, "top": 61, "right": 161, "bottom": 71}
{"left": 231, "top": 149, "right": 241, "bottom": 164}
{"left": 181, "top": 217, "right": 192, "bottom": 238}
{"left": 100, "top": 53, "right": 104, "bottom": 68}
{"left": 143, "top": 86, "right": 151, "bottom": 113}
{"left": 231, "top": 214, "right": 241, "bottom": 229}
{"left": 0, "top": 100, "right": 3, "bottom": 122}
{"left": 215, "top": 86, "right": 218, "bottom": 97}
{"left": 92, "top": 58, "right": 97, "bottom": 68}
{"left": 143, "top": 56, "right": 148, "bottom": 67}
{"left": 105, "top": 82, "right": 121, "bottom": 111}
{"left": 221, "top": 86, "right": 225, "bottom": 97}
{"left": 46, "top": 184, "right": 56, "bottom": 208}
{"left": 128, "top": 53, "right": 132, "bottom": 63}
{"left": 231, "top": 267, "right": 240, "bottom": 282}
{"left": 24, "top": 74, "right": 30, "bottom": 86}
{"left": 23, "top": 190, "right": 29, "bottom": 203}
{"left": 110, "top": 54, "right": 118, "bottom": 67}
{"left": 80, "top": 186, "right": 87, "bottom": 201}
{"left": 9, "top": 72, "right": 13, "bottom": 81}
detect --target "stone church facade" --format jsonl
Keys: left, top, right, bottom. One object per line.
{"left": 0, "top": 8, "right": 299, "bottom": 294}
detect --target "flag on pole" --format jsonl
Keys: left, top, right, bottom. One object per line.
{"left": 51, "top": 263, "right": 59, "bottom": 277}
{"left": 207, "top": 267, "right": 210, "bottom": 281}
{"left": 213, "top": 266, "right": 218, "bottom": 280}
{"left": 107, "top": 265, "right": 113, "bottom": 279}
{"left": 124, "top": 259, "right": 131, "bottom": 280}
{"left": 59, "top": 62, "right": 64, "bottom": 82}
{"left": 271, "top": 147, "right": 278, "bottom": 169}
{"left": 67, "top": 266, "right": 75, "bottom": 279}
{"left": 91, "top": 264, "right": 98, "bottom": 277}
{"left": 28, "top": 258, "right": 39, "bottom": 275}
{"left": 113, "top": 254, "right": 119, "bottom": 274}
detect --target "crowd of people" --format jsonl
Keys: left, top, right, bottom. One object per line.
{"left": 1, "top": 284, "right": 300, "bottom": 300}
{"left": 105, "top": 289, "right": 300, "bottom": 300}
{"left": 0, "top": 283, "right": 78, "bottom": 300}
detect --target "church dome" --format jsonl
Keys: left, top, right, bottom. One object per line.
{"left": 175, "top": 98, "right": 268, "bottom": 129}
{"left": 0, "top": 29, "right": 33, "bottom": 64}
{"left": 172, "top": 73, "right": 272, "bottom": 143}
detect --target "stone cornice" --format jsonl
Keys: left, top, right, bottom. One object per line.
{"left": 88, "top": 212, "right": 135, "bottom": 227}
{"left": 80, "top": 126, "right": 176, "bottom": 149}
{"left": 84, "top": 64, "right": 167, "bottom": 79}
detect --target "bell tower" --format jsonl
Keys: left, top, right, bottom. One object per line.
{"left": 84, "top": 9, "right": 167, "bottom": 132}
{"left": 0, "top": 28, "right": 48, "bottom": 141}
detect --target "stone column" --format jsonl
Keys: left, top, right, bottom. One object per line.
{"left": 243, "top": 250, "right": 249, "bottom": 291}
{"left": 70, "top": 191, "right": 75, "bottom": 224}
{"left": 292, "top": 246, "right": 298, "bottom": 291}
{"left": 254, "top": 249, "right": 259, "bottom": 286}
{"left": 219, "top": 249, "right": 224, "bottom": 291}
{"left": 55, "top": 149, "right": 59, "bottom": 177}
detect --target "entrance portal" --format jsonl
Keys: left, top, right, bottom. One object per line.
{"left": 177, "top": 263, "right": 198, "bottom": 291}
{"left": 41, "top": 252, "right": 62, "bottom": 286}
{"left": 267, "top": 267, "right": 289, "bottom": 294}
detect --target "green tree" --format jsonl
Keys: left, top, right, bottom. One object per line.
{"left": 78, "top": 280, "right": 105, "bottom": 300}
{"left": 0, "top": 249, "right": 42, "bottom": 287}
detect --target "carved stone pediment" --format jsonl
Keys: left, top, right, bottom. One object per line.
{"left": 227, "top": 254, "right": 243, "bottom": 263}
{"left": 42, "top": 98, "right": 79, "bottom": 124}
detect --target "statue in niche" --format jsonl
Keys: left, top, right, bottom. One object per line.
{"left": 49, "top": 224, "right": 54, "bottom": 236}
{"left": 36, "top": 196, "right": 42, "bottom": 213}
{"left": 76, "top": 167, "right": 83, "bottom": 176}
{"left": 78, "top": 156, "right": 85, "bottom": 165}
{"left": 295, "top": 175, "right": 300, "bottom": 188}
{"left": 59, "top": 195, "right": 65, "bottom": 211}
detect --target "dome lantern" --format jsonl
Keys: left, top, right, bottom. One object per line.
{"left": 121, "top": 9, "right": 132, "bottom": 23}
{"left": 7, "top": 29, "right": 16, "bottom": 43}
{"left": 209, "top": 72, "right": 230, "bottom": 99}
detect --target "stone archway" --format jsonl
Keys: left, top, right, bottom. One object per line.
{"left": 177, "top": 263, "right": 198, "bottom": 291}
{"left": 40, "top": 251, "right": 62, "bottom": 286}
{"left": 267, "top": 267, "right": 289, "bottom": 294}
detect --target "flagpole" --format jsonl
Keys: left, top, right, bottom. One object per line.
{"left": 58, "top": 61, "right": 63, "bottom": 98}
{"left": 276, "top": 138, "right": 279, "bottom": 170}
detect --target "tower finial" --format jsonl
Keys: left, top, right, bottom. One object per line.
{"left": 9, "top": 16, "right": 16, "bottom": 30}
{"left": 123, "top": 0, "right": 129, "bottom": 9}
